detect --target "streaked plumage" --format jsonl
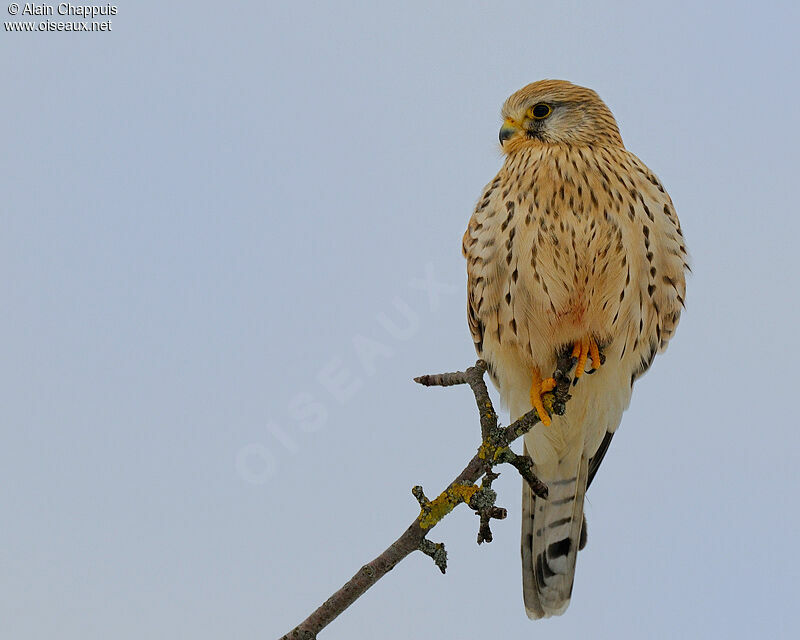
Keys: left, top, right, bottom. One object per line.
{"left": 462, "top": 80, "right": 687, "bottom": 618}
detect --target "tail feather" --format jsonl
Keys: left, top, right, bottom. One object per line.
{"left": 521, "top": 445, "right": 589, "bottom": 619}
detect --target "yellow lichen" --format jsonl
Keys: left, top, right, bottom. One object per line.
{"left": 418, "top": 483, "right": 480, "bottom": 529}
{"left": 542, "top": 392, "right": 555, "bottom": 415}
{"left": 492, "top": 445, "right": 509, "bottom": 461}
{"left": 478, "top": 439, "right": 509, "bottom": 462}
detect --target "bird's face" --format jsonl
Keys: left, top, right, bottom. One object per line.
{"left": 499, "top": 80, "right": 623, "bottom": 151}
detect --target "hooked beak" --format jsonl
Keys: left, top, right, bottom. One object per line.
{"left": 499, "top": 117, "right": 522, "bottom": 144}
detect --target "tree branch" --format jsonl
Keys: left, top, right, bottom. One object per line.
{"left": 279, "top": 349, "right": 578, "bottom": 640}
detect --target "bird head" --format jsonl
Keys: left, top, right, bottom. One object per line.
{"left": 499, "top": 80, "right": 624, "bottom": 152}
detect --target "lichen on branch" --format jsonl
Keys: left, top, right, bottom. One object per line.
{"left": 279, "top": 346, "right": 581, "bottom": 640}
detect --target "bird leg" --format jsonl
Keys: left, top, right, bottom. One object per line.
{"left": 529, "top": 367, "right": 557, "bottom": 426}
{"left": 571, "top": 337, "right": 602, "bottom": 378}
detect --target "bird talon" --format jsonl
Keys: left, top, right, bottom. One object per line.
{"left": 529, "top": 368, "right": 556, "bottom": 426}
{"left": 572, "top": 337, "right": 602, "bottom": 378}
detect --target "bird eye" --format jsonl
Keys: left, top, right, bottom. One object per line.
{"left": 528, "top": 103, "right": 552, "bottom": 120}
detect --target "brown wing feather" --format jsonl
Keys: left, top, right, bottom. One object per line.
{"left": 587, "top": 430, "right": 614, "bottom": 489}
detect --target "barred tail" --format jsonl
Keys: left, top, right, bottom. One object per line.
{"left": 521, "top": 446, "right": 589, "bottom": 619}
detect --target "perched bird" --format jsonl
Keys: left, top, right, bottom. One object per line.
{"left": 462, "top": 80, "right": 687, "bottom": 618}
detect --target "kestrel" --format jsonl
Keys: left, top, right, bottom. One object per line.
{"left": 462, "top": 80, "right": 687, "bottom": 618}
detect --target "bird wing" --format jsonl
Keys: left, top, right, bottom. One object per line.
{"left": 587, "top": 430, "right": 614, "bottom": 489}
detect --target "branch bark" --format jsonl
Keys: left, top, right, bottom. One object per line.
{"left": 279, "top": 350, "right": 577, "bottom": 640}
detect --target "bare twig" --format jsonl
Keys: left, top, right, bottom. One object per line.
{"left": 279, "top": 348, "right": 578, "bottom": 640}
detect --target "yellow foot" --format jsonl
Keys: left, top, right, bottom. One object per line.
{"left": 529, "top": 368, "right": 557, "bottom": 426}
{"left": 571, "top": 337, "right": 602, "bottom": 378}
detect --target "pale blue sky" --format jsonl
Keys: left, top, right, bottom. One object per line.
{"left": 2, "top": 2, "right": 799, "bottom": 638}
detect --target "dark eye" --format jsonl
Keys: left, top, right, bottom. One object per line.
{"left": 529, "top": 103, "right": 552, "bottom": 119}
